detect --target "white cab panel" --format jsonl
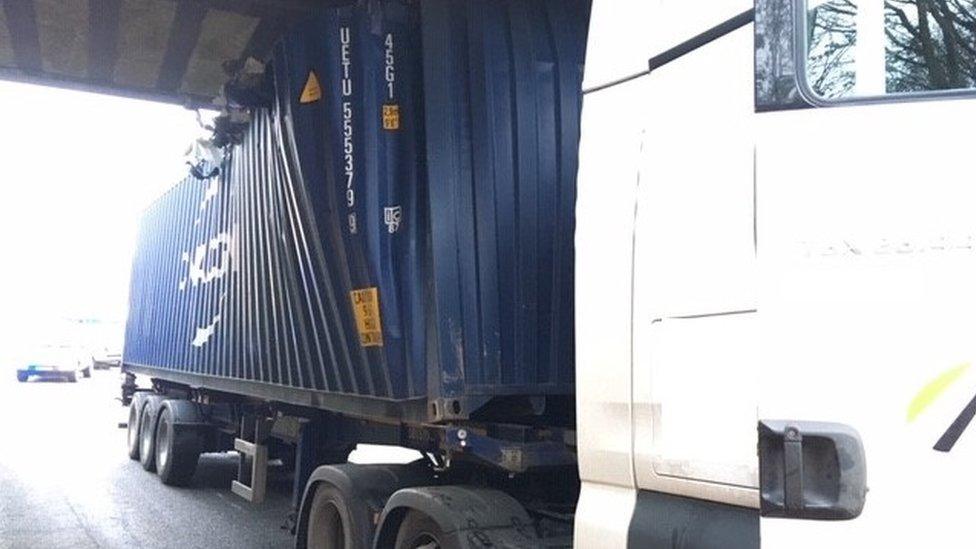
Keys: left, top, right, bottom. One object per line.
{"left": 631, "top": 24, "right": 759, "bottom": 508}
{"left": 574, "top": 484, "right": 636, "bottom": 549}
{"left": 758, "top": 98, "right": 976, "bottom": 547}
{"left": 574, "top": 80, "right": 645, "bottom": 488}
{"left": 574, "top": 75, "right": 647, "bottom": 546}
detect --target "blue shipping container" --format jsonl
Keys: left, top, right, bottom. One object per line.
{"left": 123, "top": 0, "right": 591, "bottom": 425}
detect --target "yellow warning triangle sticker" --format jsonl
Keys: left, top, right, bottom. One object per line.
{"left": 300, "top": 71, "right": 322, "bottom": 104}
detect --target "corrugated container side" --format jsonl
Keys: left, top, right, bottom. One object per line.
{"left": 273, "top": 0, "right": 427, "bottom": 403}
{"left": 420, "top": 0, "right": 589, "bottom": 403}
{"left": 123, "top": 0, "right": 591, "bottom": 423}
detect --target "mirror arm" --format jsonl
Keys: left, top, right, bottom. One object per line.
{"left": 647, "top": 8, "right": 756, "bottom": 72}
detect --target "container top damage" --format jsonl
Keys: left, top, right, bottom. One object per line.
{"left": 123, "top": 0, "right": 591, "bottom": 427}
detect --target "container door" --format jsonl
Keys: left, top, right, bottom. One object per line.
{"left": 756, "top": 0, "right": 976, "bottom": 545}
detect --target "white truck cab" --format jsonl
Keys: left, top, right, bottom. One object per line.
{"left": 576, "top": 0, "right": 976, "bottom": 546}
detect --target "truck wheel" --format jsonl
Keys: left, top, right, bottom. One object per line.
{"left": 82, "top": 367, "right": 91, "bottom": 378}
{"left": 305, "top": 486, "right": 356, "bottom": 549}
{"left": 394, "top": 511, "right": 454, "bottom": 549}
{"left": 66, "top": 371, "right": 77, "bottom": 383}
{"left": 138, "top": 396, "right": 165, "bottom": 472}
{"left": 154, "top": 404, "right": 201, "bottom": 486}
{"left": 377, "top": 487, "right": 536, "bottom": 549}
{"left": 16, "top": 371, "right": 28, "bottom": 383}
{"left": 299, "top": 464, "right": 433, "bottom": 549}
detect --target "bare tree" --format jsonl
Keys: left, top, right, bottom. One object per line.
{"left": 757, "top": 0, "right": 805, "bottom": 106}
{"left": 807, "top": 0, "right": 975, "bottom": 97}
{"left": 886, "top": 0, "right": 976, "bottom": 92}
{"left": 807, "top": 0, "right": 858, "bottom": 98}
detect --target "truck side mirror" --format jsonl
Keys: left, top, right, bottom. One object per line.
{"left": 758, "top": 420, "right": 867, "bottom": 520}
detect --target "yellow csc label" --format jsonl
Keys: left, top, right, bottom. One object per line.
{"left": 350, "top": 287, "right": 383, "bottom": 347}
{"left": 382, "top": 104, "right": 400, "bottom": 130}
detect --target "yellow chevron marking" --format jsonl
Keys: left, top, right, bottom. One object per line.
{"left": 908, "top": 363, "right": 971, "bottom": 422}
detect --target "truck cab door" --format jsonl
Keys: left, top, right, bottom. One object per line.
{"left": 630, "top": 0, "right": 762, "bottom": 532}
{"left": 756, "top": 0, "right": 976, "bottom": 545}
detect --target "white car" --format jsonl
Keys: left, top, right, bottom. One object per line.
{"left": 91, "top": 347, "right": 122, "bottom": 370}
{"left": 16, "top": 345, "right": 92, "bottom": 383}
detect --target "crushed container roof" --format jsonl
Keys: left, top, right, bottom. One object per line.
{"left": 0, "top": 0, "right": 319, "bottom": 107}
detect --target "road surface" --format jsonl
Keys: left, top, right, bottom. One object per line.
{"left": 0, "top": 369, "right": 415, "bottom": 548}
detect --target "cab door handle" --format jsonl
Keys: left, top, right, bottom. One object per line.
{"left": 758, "top": 420, "right": 867, "bottom": 520}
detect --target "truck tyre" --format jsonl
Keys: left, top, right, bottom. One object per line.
{"left": 154, "top": 402, "right": 202, "bottom": 486}
{"left": 82, "top": 366, "right": 91, "bottom": 378}
{"left": 16, "top": 371, "right": 28, "bottom": 383}
{"left": 138, "top": 396, "right": 165, "bottom": 472}
{"left": 66, "top": 371, "right": 77, "bottom": 383}
{"left": 297, "top": 463, "right": 432, "bottom": 549}
{"left": 127, "top": 393, "right": 149, "bottom": 460}
{"left": 305, "top": 485, "right": 357, "bottom": 549}
{"left": 394, "top": 511, "right": 454, "bottom": 549}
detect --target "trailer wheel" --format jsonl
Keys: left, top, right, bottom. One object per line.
{"left": 138, "top": 396, "right": 165, "bottom": 472}
{"left": 126, "top": 393, "right": 148, "bottom": 460}
{"left": 305, "top": 485, "right": 357, "bottom": 549}
{"left": 154, "top": 402, "right": 201, "bottom": 486}
{"left": 394, "top": 511, "right": 453, "bottom": 549}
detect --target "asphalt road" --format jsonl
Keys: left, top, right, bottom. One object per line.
{"left": 0, "top": 370, "right": 296, "bottom": 549}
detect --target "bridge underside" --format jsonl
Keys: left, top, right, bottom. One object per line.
{"left": 0, "top": 0, "right": 320, "bottom": 107}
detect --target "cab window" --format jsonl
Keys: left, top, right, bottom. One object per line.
{"left": 804, "top": 0, "right": 976, "bottom": 100}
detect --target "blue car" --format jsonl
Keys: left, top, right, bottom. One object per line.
{"left": 16, "top": 345, "right": 91, "bottom": 383}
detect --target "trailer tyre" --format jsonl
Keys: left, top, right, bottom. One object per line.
{"left": 138, "top": 396, "right": 165, "bottom": 472}
{"left": 394, "top": 511, "right": 455, "bottom": 549}
{"left": 305, "top": 485, "right": 357, "bottom": 549}
{"left": 126, "top": 393, "right": 149, "bottom": 460}
{"left": 154, "top": 403, "right": 201, "bottom": 486}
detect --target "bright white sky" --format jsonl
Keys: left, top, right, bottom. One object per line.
{"left": 0, "top": 80, "right": 208, "bottom": 351}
